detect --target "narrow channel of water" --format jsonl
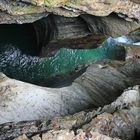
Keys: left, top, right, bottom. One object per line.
{"left": 0, "top": 23, "right": 139, "bottom": 87}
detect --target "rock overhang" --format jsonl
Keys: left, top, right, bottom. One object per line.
{"left": 0, "top": 0, "right": 140, "bottom": 23}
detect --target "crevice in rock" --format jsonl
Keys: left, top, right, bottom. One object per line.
{"left": 0, "top": 14, "right": 139, "bottom": 88}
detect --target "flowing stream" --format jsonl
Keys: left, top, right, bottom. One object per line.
{"left": 0, "top": 23, "right": 139, "bottom": 87}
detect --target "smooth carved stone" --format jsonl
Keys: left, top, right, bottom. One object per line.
{"left": 0, "top": 59, "right": 140, "bottom": 125}
{"left": 0, "top": 85, "right": 139, "bottom": 140}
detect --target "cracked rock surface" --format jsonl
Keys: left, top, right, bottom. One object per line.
{"left": 0, "top": 0, "right": 140, "bottom": 24}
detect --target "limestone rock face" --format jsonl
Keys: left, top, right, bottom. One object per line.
{"left": 13, "top": 0, "right": 140, "bottom": 19}
{"left": 0, "top": 0, "right": 140, "bottom": 24}
{"left": 1, "top": 84, "right": 140, "bottom": 140}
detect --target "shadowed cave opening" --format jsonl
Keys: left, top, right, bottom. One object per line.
{"left": 0, "top": 14, "right": 130, "bottom": 88}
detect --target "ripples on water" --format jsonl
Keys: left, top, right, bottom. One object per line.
{"left": 0, "top": 33, "right": 139, "bottom": 86}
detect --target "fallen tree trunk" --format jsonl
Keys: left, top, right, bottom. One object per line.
{"left": 0, "top": 85, "right": 139, "bottom": 140}
{"left": 0, "top": 59, "right": 140, "bottom": 125}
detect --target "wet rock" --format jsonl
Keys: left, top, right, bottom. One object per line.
{"left": 0, "top": 59, "right": 140, "bottom": 124}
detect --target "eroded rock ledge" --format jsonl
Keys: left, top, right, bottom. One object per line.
{"left": 0, "top": 85, "right": 139, "bottom": 140}
{"left": 0, "top": 0, "right": 140, "bottom": 24}
{"left": 0, "top": 1, "right": 140, "bottom": 140}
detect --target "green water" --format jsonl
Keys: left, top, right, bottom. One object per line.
{"left": 0, "top": 37, "right": 125, "bottom": 84}
{"left": 39, "top": 38, "right": 124, "bottom": 76}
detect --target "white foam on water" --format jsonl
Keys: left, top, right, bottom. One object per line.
{"left": 114, "top": 36, "right": 132, "bottom": 44}
{"left": 114, "top": 36, "right": 140, "bottom": 45}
